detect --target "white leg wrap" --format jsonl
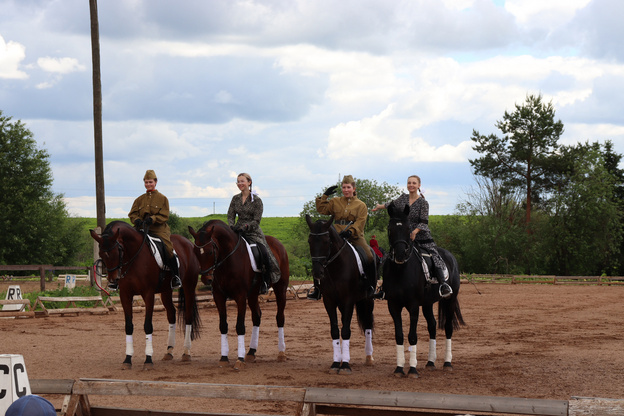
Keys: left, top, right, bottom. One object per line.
{"left": 237, "top": 334, "right": 245, "bottom": 359}
{"left": 145, "top": 334, "right": 153, "bottom": 357}
{"left": 250, "top": 326, "right": 259, "bottom": 350}
{"left": 445, "top": 338, "right": 452, "bottom": 363}
{"left": 167, "top": 323, "right": 176, "bottom": 348}
{"left": 184, "top": 324, "right": 192, "bottom": 351}
{"left": 277, "top": 327, "right": 285, "bottom": 352}
{"left": 365, "top": 329, "right": 373, "bottom": 356}
{"left": 332, "top": 339, "right": 341, "bottom": 362}
{"left": 125, "top": 335, "right": 134, "bottom": 357}
{"left": 409, "top": 345, "right": 417, "bottom": 368}
{"left": 341, "top": 339, "right": 350, "bottom": 363}
{"left": 428, "top": 339, "right": 437, "bottom": 363}
{"left": 221, "top": 334, "right": 229, "bottom": 357}
{"left": 396, "top": 344, "right": 405, "bottom": 368}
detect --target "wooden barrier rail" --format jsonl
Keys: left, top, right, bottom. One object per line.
{"left": 461, "top": 274, "right": 624, "bottom": 285}
{"left": 33, "top": 296, "right": 109, "bottom": 316}
{"left": 0, "top": 298, "right": 35, "bottom": 318}
{"left": 28, "top": 378, "right": 577, "bottom": 416}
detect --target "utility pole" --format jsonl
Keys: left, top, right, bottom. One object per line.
{"left": 89, "top": 0, "right": 106, "bottom": 231}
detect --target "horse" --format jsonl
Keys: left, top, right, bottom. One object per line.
{"left": 305, "top": 214, "right": 375, "bottom": 374}
{"left": 90, "top": 221, "right": 201, "bottom": 370}
{"left": 383, "top": 202, "right": 465, "bottom": 378}
{"left": 188, "top": 220, "right": 290, "bottom": 369}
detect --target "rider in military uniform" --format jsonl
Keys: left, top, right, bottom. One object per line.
{"left": 127, "top": 170, "right": 181, "bottom": 290}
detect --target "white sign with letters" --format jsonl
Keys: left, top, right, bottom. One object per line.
{"left": 2, "top": 285, "right": 24, "bottom": 311}
{"left": 0, "top": 354, "right": 32, "bottom": 415}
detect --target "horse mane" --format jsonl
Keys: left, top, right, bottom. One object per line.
{"left": 102, "top": 220, "right": 134, "bottom": 236}
{"left": 199, "top": 219, "right": 230, "bottom": 233}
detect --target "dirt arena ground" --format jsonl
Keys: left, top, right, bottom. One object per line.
{"left": 1, "top": 280, "right": 623, "bottom": 414}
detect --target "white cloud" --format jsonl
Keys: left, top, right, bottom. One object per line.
{"left": 37, "top": 56, "right": 85, "bottom": 74}
{"left": 505, "top": 0, "right": 592, "bottom": 26}
{"left": 0, "top": 35, "right": 27, "bottom": 79}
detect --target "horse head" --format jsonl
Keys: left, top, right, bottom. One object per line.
{"left": 306, "top": 214, "right": 339, "bottom": 280}
{"left": 188, "top": 221, "right": 219, "bottom": 277}
{"left": 90, "top": 222, "right": 125, "bottom": 285}
{"left": 387, "top": 202, "right": 413, "bottom": 264}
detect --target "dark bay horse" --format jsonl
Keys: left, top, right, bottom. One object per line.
{"left": 188, "top": 220, "right": 290, "bottom": 369}
{"left": 305, "top": 215, "right": 375, "bottom": 374}
{"left": 384, "top": 203, "right": 464, "bottom": 378}
{"left": 90, "top": 221, "right": 201, "bottom": 369}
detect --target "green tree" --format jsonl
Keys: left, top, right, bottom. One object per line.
{"left": 470, "top": 94, "right": 565, "bottom": 226}
{"left": 0, "top": 111, "right": 82, "bottom": 265}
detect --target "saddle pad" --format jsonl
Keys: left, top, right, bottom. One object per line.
{"left": 347, "top": 242, "right": 365, "bottom": 275}
{"left": 147, "top": 235, "right": 179, "bottom": 270}
{"left": 241, "top": 237, "right": 261, "bottom": 273}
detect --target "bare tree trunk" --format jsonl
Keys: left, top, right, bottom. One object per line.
{"left": 89, "top": 0, "right": 106, "bottom": 231}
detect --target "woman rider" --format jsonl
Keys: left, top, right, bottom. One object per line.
{"left": 373, "top": 174, "right": 452, "bottom": 299}
{"left": 128, "top": 169, "right": 181, "bottom": 290}
{"left": 227, "top": 172, "right": 280, "bottom": 294}
{"left": 307, "top": 175, "right": 377, "bottom": 300}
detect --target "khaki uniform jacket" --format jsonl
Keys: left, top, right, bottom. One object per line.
{"left": 128, "top": 190, "right": 173, "bottom": 257}
{"left": 316, "top": 194, "right": 372, "bottom": 262}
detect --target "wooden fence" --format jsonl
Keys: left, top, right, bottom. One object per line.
{"left": 29, "top": 378, "right": 585, "bottom": 416}
{"left": 0, "top": 265, "right": 91, "bottom": 291}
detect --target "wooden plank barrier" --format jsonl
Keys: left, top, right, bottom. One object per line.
{"left": 105, "top": 294, "right": 214, "bottom": 312}
{"left": 26, "top": 378, "right": 582, "bottom": 416}
{"left": 33, "top": 296, "right": 109, "bottom": 316}
{"left": 0, "top": 299, "right": 35, "bottom": 318}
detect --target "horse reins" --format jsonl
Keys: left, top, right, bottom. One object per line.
{"left": 99, "top": 226, "right": 150, "bottom": 279}
{"left": 308, "top": 231, "right": 348, "bottom": 269}
{"left": 388, "top": 219, "right": 414, "bottom": 264}
{"left": 194, "top": 233, "right": 242, "bottom": 276}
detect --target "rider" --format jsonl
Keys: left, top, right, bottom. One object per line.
{"left": 227, "top": 172, "right": 280, "bottom": 295}
{"left": 308, "top": 175, "right": 377, "bottom": 300}
{"left": 128, "top": 169, "right": 182, "bottom": 290}
{"left": 373, "top": 174, "right": 452, "bottom": 299}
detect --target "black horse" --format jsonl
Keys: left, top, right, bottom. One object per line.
{"left": 383, "top": 202, "right": 465, "bottom": 378}
{"left": 306, "top": 215, "right": 375, "bottom": 374}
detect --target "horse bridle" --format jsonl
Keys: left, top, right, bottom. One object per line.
{"left": 388, "top": 219, "right": 414, "bottom": 264}
{"left": 194, "top": 233, "right": 242, "bottom": 276}
{"left": 97, "top": 229, "right": 149, "bottom": 279}
{"left": 308, "top": 231, "right": 348, "bottom": 269}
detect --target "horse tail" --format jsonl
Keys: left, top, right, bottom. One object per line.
{"left": 177, "top": 287, "right": 202, "bottom": 340}
{"left": 438, "top": 295, "right": 465, "bottom": 331}
{"left": 355, "top": 298, "right": 374, "bottom": 333}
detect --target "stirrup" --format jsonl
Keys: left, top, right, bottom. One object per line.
{"left": 439, "top": 283, "right": 452, "bottom": 299}
{"left": 372, "top": 290, "right": 385, "bottom": 300}
{"left": 259, "top": 282, "right": 269, "bottom": 295}
{"left": 171, "top": 276, "right": 182, "bottom": 289}
{"left": 307, "top": 287, "right": 321, "bottom": 300}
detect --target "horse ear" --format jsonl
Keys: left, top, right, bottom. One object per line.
{"left": 305, "top": 214, "right": 313, "bottom": 228}
{"left": 403, "top": 204, "right": 410, "bottom": 216}
{"left": 188, "top": 226, "right": 197, "bottom": 238}
{"left": 89, "top": 229, "right": 103, "bottom": 244}
{"left": 327, "top": 216, "right": 334, "bottom": 227}
{"left": 387, "top": 203, "right": 395, "bottom": 217}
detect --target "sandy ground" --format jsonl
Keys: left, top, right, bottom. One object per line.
{"left": 1, "top": 280, "right": 623, "bottom": 414}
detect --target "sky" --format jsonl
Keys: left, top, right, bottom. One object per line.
{"left": 2, "top": 0, "right": 624, "bottom": 218}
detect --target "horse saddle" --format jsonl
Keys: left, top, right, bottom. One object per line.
{"left": 352, "top": 244, "right": 377, "bottom": 277}
{"left": 147, "top": 235, "right": 179, "bottom": 270}
{"left": 413, "top": 246, "right": 440, "bottom": 284}
{"left": 241, "top": 237, "right": 262, "bottom": 273}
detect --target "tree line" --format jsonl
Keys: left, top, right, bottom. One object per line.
{"left": 2, "top": 96, "right": 623, "bottom": 277}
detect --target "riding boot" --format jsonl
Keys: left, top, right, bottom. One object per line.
{"left": 307, "top": 280, "right": 321, "bottom": 300}
{"left": 169, "top": 257, "right": 182, "bottom": 289}
{"left": 436, "top": 268, "right": 452, "bottom": 299}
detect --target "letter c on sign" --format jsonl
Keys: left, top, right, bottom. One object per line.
{"left": 13, "top": 363, "right": 27, "bottom": 397}
{"left": 0, "top": 364, "right": 8, "bottom": 399}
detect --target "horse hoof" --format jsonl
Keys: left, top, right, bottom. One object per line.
{"left": 407, "top": 367, "right": 419, "bottom": 379}
{"left": 329, "top": 362, "right": 340, "bottom": 374}
{"left": 365, "top": 355, "right": 374, "bottom": 366}
{"left": 339, "top": 362, "right": 352, "bottom": 375}
{"left": 181, "top": 354, "right": 191, "bottom": 362}
{"left": 277, "top": 351, "right": 287, "bottom": 362}
{"left": 233, "top": 359, "right": 246, "bottom": 371}
{"left": 121, "top": 362, "right": 132, "bottom": 370}
{"left": 245, "top": 354, "right": 256, "bottom": 363}
{"left": 393, "top": 367, "right": 405, "bottom": 377}
{"left": 161, "top": 353, "right": 174, "bottom": 361}
{"left": 219, "top": 356, "right": 229, "bottom": 368}
{"left": 425, "top": 361, "right": 436, "bottom": 370}
{"left": 443, "top": 362, "right": 453, "bottom": 371}
{"left": 143, "top": 362, "right": 154, "bottom": 371}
